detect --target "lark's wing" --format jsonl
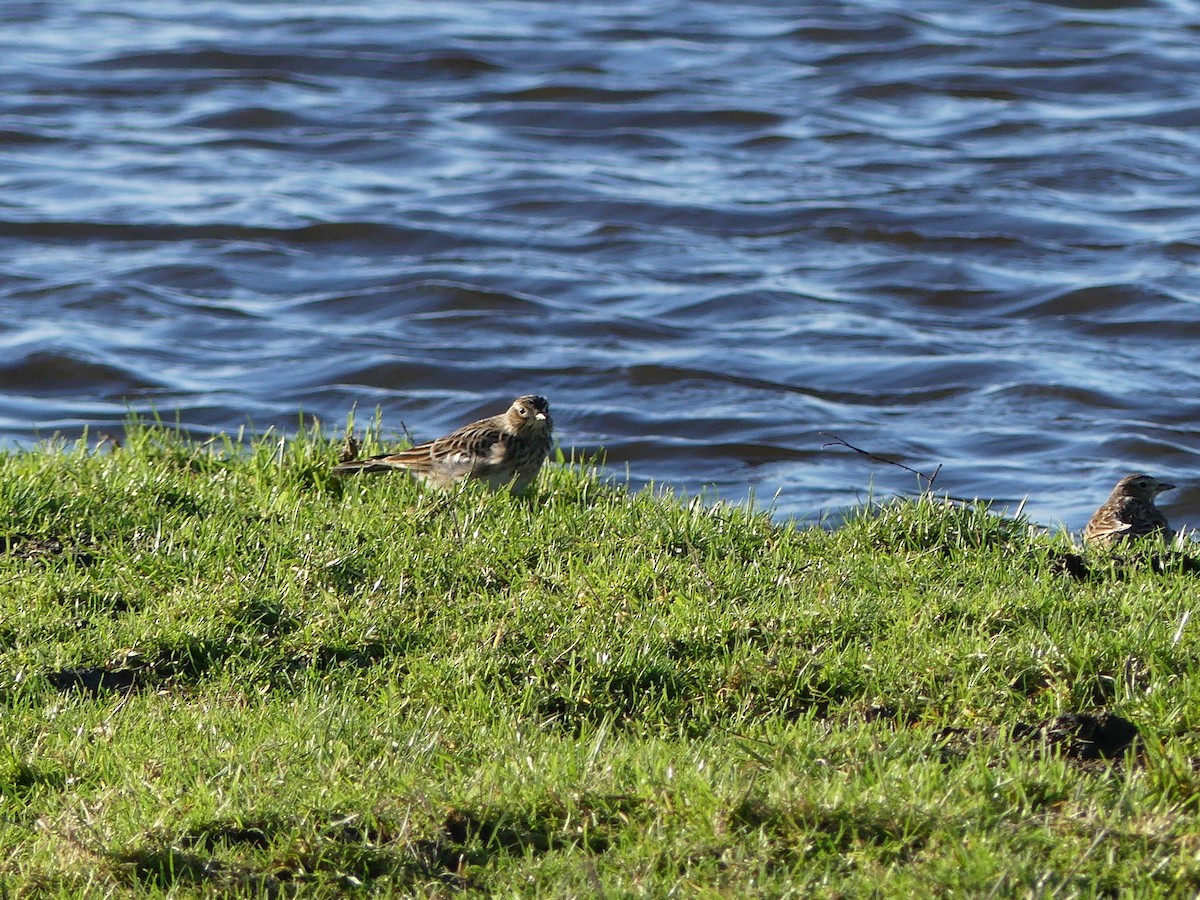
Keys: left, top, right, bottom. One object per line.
{"left": 1085, "top": 496, "right": 1169, "bottom": 544}
{"left": 427, "top": 418, "right": 509, "bottom": 482}
{"left": 1083, "top": 505, "right": 1133, "bottom": 543}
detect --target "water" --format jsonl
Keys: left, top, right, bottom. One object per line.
{"left": 2, "top": 0, "right": 1199, "bottom": 532}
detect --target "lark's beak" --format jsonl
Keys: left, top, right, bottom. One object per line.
{"left": 535, "top": 412, "right": 547, "bottom": 420}
{"left": 1157, "top": 482, "right": 1176, "bottom": 493}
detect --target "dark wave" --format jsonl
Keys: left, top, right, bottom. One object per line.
{"left": 182, "top": 107, "right": 317, "bottom": 131}
{"left": 0, "top": 352, "right": 164, "bottom": 396}
{"left": 83, "top": 47, "right": 503, "bottom": 80}
{"left": 0, "top": 220, "right": 473, "bottom": 250}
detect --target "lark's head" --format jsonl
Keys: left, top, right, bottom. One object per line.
{"left": 505, "top": 395, "right": 552, "bottom": 433}
{"left": 1112, "top": 473, "right": 1174, "bottom": 501}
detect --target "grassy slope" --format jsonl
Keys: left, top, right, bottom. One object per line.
{"left": 2, "top": 424, "right": 1199, "bottom": 897}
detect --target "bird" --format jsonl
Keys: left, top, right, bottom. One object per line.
{"left": 1082, "top": 473, "right": 1175, "bottom": 546}
{"left": 332, "top": 394, "right": 553, "bottom": 493}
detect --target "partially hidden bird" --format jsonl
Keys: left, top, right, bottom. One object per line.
{"left": 332, "top": 394, "right": 553, "bottom": 493}
{"left": 1082, "top": 473, "right": 1175, "bottom": 546}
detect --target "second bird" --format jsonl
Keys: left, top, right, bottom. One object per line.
{"left": 1082, "top": 473, "right": 1175, "bottom": 546}
{"left": 333, "top": 394, "right": 553, "bottom": 493}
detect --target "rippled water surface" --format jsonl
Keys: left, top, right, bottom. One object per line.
{"left": 3, "top": 0, "right": 1200, "bottom": 530}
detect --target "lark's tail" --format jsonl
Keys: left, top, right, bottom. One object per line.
{"left": 331, "top": 445, "right": 431, "bottom": 476}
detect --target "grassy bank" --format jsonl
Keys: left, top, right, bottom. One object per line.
{"left": 2, "top": 423, "right": 1199, "bottom": 896}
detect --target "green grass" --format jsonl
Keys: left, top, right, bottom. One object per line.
{"left": 2, "top": 422, "right": 1200, "bottom": 896}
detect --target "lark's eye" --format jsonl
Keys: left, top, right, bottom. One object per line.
{"left": 517, "top": 405, "right": 529, "bottom": 417}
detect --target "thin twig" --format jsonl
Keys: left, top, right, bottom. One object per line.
{"left": 398, "top": 418, "right": 416, "bottom": 446}
{"left": 819, "top": 432, "right": 941, "bottom": 491}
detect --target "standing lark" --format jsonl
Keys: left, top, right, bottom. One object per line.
{"left": 332, "top": 394, "right": 553, "bottom": 493}
{"left": 1082, "top": 473, "right": 1175, "bottom": 546}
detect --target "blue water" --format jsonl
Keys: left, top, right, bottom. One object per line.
{"left": 2, "top": 0, "right": 1199, "bottom": 532}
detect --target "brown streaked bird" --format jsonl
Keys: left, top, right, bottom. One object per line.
{"left": 1082, "top": 473, "right": 1175, "bottom": 546}
{"left": 332, "top": 395, "right": 553, "bottom": 493}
